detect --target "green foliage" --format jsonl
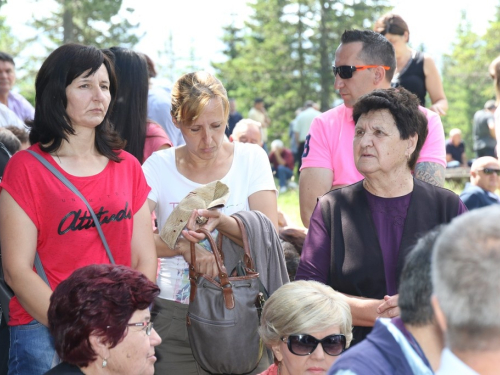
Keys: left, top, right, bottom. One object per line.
{"left": 213, "top": 0, "right": 390, "bottom": 147}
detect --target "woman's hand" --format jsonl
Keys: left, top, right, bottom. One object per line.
{"left": 181, "top": 209, "right": 223, "bottom": 243}
{"left": 377, "top": 294, "right": 400, "bottom": 318}
{"left": 176, "top": 236, "right": 219, "bottom": 277}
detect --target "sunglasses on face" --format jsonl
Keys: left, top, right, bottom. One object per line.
{"left": 479, "top": 168, "right": 500, "bottom": 176}
{"left": 281, "top": 334, "right": 347, "bottom": 356}
{"left": 332, "top": 65, "right": 390, "bottom": 79}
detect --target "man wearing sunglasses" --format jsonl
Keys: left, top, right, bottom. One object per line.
{"left": 299, "top": 30, "right": 446, "bottom": 228}
{"left": 459, "top": 156, "right": 500, "bottom": 211}
{"left": 329, "top": 228, "right": 444, "bottom": 375}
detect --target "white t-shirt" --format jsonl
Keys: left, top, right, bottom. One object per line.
{"left": 142, "top": 141, "right": 277, "bottom": 302}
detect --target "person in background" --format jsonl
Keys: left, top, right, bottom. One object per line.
{"left": 0, "top": 128, "right": 21, "bottom": 155}
{"left": 445, "top": 128, "right": 466, "bottom": 168}
{"left": 296, "top": 88, "right": 465, "bottom": 345}
{"left": 329, "top": 227, "right": 444, "bottom": 375}
{"left": 374, "top": 13, "right": 448, "bottom": 116}
{"left": 0, "top": 102, "right": 26, "bottom": 129}
{"left": 45, "top": 264, "right": 161, "bottom": 375}
{"left": 289, "top": 107, "right": 303, "bottom": 171}
{"left": 459, "top": 156, "right": 500, "bottom": 210}
{"left": 0, "top": 43, "right": 157, "bottom": 374}
{"left": 269, "top": 139, "right": 296, "bottom": 194}
{"left": 258, "top": 280, "right": 352, "bottom": 375}
{"left": 432, "top": 206, "right": 500, "bottom": 374}
{"left": 473, "top": 99, "right": 496, "bottom": 158}
{"left": 0, "top": 52, "right": 35, "bottom": 123}
{"left": 5, "top": 126, "right": 29, "bottom": 150}
{"left": 142, "top": 71, "right": 278, "bottom": 374}
{"left": 104, "top": 47, "right": 172, "bottom": 164}
{"left": 248, "top": 98, "right": 271, "bottom": 152}
{"left": 230, "top": 118, "right": 263, "bottom": 146}
{"left": 144, "top": 54, "right": 184, "bottom": 147}
{"left": 225, "top": 98, "right": 243, "bottom": 137}
{"left": 293, "top": 100, "right": 321, "bottom": 172}
{"left": 299, "top": 30, "right": 446, "bottom": 228}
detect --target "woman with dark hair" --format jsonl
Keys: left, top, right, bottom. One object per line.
{"left": 104, "top": 47, "right": 172, "bottom": 164}
{"left": 0, "top": 43, "right": 157, "bottom": 374}
{"left": 296, "top": 88, "right": 465, "bottom": 345}
{"left": 373, "top": 13, "right": 448, "bottom": 116}
{"left": 45, "top": 264, "right": 161, "bottom": 375}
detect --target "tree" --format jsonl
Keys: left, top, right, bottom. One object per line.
{"left": 30, "top": 0, "right": 139, "bottom": 49}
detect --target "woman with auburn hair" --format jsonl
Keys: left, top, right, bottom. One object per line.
{"left": 46, "top": 264, "right": 161, "bottom": 375}
{"left": 142, "top": 71, "right": 279, "bottom": 374}
{"left": 0, "top": 43, "right": 157, "bottom": 374}
{"left": 374, "top": 13, "right": 448, "bottom": 116}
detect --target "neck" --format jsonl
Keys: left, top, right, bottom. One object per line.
{"left": 55, "top": 127, "right": 98, "bottom": 158}
{"left": 0, "top": 91, "right": 8, "bottom": 106}
{"left": 406, "top": 323, "right": 443, "bottom": 372}
{"left": 363, "top": 168, "right": 413, "bottom": 197}
{"left": 452, "top": 348, "right": 500, "bottom": 374}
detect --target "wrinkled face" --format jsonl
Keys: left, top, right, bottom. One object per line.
{"left": 353, "top": 109, "right": 416, "bottom": 177}
{"left": 65, "top": 64, "right": 111, "bottom": 131}
{"left": 272, "top": 326, "right": 341, "bottom": 375}
{"left": 334, "top": 42, "right": 377, "bottom": 108}
{"left": 179, "top": 97, "right": 227, "bottom": 160}
{"left": 0, "top": 60, "right": 15, "bottom": 95}
{"left": 472, "top": 161, "right": 500, "bottom": 193}
{"left": 107, "top": 309, "right": 161, "bottom": 375}
{"left": 234, "top": 125, "right": 262, "bottom": 145}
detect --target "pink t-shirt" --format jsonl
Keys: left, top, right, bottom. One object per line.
{"left": 143, "top": 122, "right": 173, "bottom": 162}
{"left": 301, "top": 104, "right": 446, "bottom": 186}
{"left": 1, "top": 144, "right": 150, "bottom": 326}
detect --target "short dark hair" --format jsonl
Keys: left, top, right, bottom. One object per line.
{"left": 104, "top": 47, "right": 149, "bottom": 164}
{"left": 48, "top": 264, "right": 160, "bottom": 367}
{"left": 29, "top": 43, "right": 124, "bottom": 161}
{"left": 0, "top": 52, "right": 15, "bottom": 65}
{"left": 340, "top": 30, "right": 396, "bottom": 82}
{"left": 5, "top": 126, "right": 29, "bottom": 145}
{"left": 0, "top": 128, "right": 21, "bottom": 154}
{"left": 254, "top": 98, "right": 264, "bottom": 104}
{"left": 399, "top": 227, "right": 443, "bottom": 326}
{"left": 352, "top": 88, "right": 428, "bottom": 170}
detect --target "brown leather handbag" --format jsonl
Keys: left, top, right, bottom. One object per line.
{"left": 186, "top": 217, "right": 266, "bottom": 374}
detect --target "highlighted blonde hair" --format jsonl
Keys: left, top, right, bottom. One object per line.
{"left": 258, "top": 280, "right": 353, "bottom": 348}
{"left": 170, "top": 71, "right": 229, "bottom": 126}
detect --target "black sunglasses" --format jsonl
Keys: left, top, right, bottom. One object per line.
{"left": 479, "top": 168, "right": 500, "bottom": 176}
{"left": 332, "top": 65, "right": 390, "bottom": 79}
{"left": 281, "top": 334, "right": 346, "bottom": 356}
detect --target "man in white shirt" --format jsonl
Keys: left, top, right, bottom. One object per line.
{"left": 432, "top": 205, "right": 500, "bottom": 375}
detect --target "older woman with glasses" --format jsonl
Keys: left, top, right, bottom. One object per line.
{"left": 45, "top": 264, "right": 161, "bottom": 375}
{"left": 296, "top": 88, "right": 466, "bottom": 345}
{"left": 257, "top": 280, "right": 352, "bottom": 375}
{"left": 373, "top": 13, "right": 448, "bottom": 116}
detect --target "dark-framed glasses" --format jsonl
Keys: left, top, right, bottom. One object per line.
{"left": 479, "top": 168, "right": 500, "bottom": 176}
{"left": 281, "top": 334, "right": 346, "bottom": 356}
{"left": 332, "top": 65, "right": 390, "bottom": 79}
{"left": 126, "top": 321, "right": 154, "bottom": 336}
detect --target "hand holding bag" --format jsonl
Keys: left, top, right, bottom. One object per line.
{"left": 186, "top": 216, "right": 265, "bottom": 374}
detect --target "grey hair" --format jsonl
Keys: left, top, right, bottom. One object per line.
{"left": 231, "top": 118, "right": 261, "bottom": 137}
{"left": 432, "top": 206, "right": 500, "bottom": 351}
{"left": 258, "top": 281, "right": 353, "bottom": 348}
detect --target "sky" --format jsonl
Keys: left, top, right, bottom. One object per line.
{"left": 1, "top": 0, "right": 498, "bottom": 85}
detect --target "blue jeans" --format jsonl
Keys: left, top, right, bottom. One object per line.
{"left": 276, "top": 165, "right": 294, "bottom": 188}
{"left": 9, "top": 320, "right": 59, "bottom": 375}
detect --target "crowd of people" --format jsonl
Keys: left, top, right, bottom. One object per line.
{"left": 1, "top": 10, "right": 500, "bottom": 375}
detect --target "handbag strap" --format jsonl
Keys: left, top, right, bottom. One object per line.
{"left": 27, "top": 150, "right": 115, "bottom": 264}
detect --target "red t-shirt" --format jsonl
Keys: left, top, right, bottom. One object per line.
{"left": 269, "top": 148, "right": 295, "bottom": 170}
{"left": 1, "top": 144, "right": 150, "bottom": 325}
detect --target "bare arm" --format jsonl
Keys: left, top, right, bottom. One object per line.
{"left": 446, "top": 153, "right": 453, "bottom": 163}
{"left": 130, "top": 201, "right": 159, "bottom": 283}
{"left": 248, "top": 190, "right": 279, "bottom": 231}
{"left": 0, "top": 190, "right": 52, "bottom": 326}
{"left": 414, "top": 162, "right": 445, "bottom": 187}
{"left": 299, "top": 168, "right": 334, "bottom": 228}
{"left": 423, "top": 54, "right": 448, "bottom": 116}
{"left": 342, "top": 294, "right": 400, "bottom": 327}
{"left": 488, "top": 117, "right": 496, "bottom": 138}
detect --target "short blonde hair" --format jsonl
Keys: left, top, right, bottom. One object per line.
{"left": 259, "top": 281, "right": 353, "bottom": 348}
{"left": 170, "top": 71, "right": 229, "bottom": 126}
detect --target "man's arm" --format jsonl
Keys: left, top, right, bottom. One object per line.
{"left": 299, "top": 167, "right": 333, "bottom": 228}
{"left": 414, "top": 162, "right": 445, "bottom": 187}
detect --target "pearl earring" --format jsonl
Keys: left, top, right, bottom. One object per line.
{"left": 102, "top": 358, "right": 107, "bottom": 368}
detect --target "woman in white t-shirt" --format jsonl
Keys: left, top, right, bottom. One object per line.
{"left": 142, "top": 71, "right": 278, "bottom": 374}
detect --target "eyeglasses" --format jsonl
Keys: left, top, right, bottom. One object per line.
{"left": 281, "top": 334, "right": 346, "bottom": 356}
{"left": 127, "top": 321, "right": 154, "bottom": 336}
{"left": 479, "top": 168, "right": 500, "bottom": 176}
{"left": 332, "top": 65, "right": 390, "bottom": 79}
